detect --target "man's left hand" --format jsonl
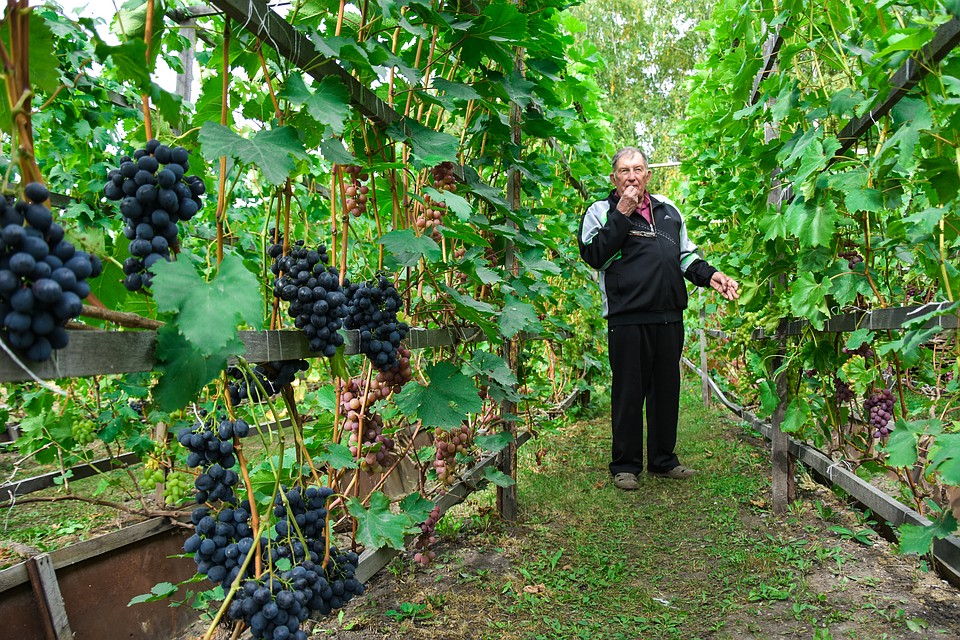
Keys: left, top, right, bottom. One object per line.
{"left": 710, "top": 272, "right": 740, "bottom": 301}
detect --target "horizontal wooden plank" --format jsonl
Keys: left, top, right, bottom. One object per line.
{"left": 0, "top": 453, "right": 141, "bottom": 501}
{"left": 208, "top": 0, "right": 402, "bottom": 126}
{"left": 751, "top": 303, "right": 958, "bottom": 339}
{"left": 836, "top": 17, "right": 960, "bottom": 155}
{"left": 0, "top": 518, "right": 180, "bottom": 593}
{"left": 0, "top": 327, "right": 479, "bottom": 383}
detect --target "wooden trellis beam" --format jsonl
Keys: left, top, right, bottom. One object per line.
{"left": 749, "top": 28, "right": 784, "bottom": 106}
{"left": 836, "top": 17, "right": 960, "bottom": 156}
{"left": 206, "top": 0, "right": 403, "bottom": 127}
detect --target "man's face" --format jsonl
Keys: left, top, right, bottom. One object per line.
{"left": 610, "top": 152, "right": 651, "bottom": 196}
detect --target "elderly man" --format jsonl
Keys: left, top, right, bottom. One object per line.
{"left": 578, "top": 147, "right": 739, "bottom": 489}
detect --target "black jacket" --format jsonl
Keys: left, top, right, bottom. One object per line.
{"left": 578, "top": 190, "right": 717, "bottom": 325}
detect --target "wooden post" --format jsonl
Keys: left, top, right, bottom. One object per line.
{"left": 770, "top": 337, "right": 795, "bottom": 512}
{"left": 699, "top": 296, "right": 710, "bottom": 406}
{"left": 496, "top": 42, "right": 524, "bottom": 523}
{"left": 25, "top": 554, "right": 72, "bottom": 640}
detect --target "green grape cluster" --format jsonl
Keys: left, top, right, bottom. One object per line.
{"left": 72, "top": 419, "right": 97, "bottom": 446}
{"left": 139, "top": 466, "right": 165, "bottom": 492}
{"left": 162, "top": 471, "right": 191, "bottom": 505}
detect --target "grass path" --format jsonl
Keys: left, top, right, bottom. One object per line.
{"left": 322, "top": 379, "right": 960, "bottom": 640}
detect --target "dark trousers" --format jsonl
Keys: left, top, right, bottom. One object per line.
{"left": 608, "top": 322, "right": 683, "bottom": 475}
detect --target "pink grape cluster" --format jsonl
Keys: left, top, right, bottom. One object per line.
{"left": 415, "top": 162, "right": 456, "bottom": 241}
{"left": 338, "top": 378, "right": 395, "bottom": 474}
{"left": 342, "top": 165, "right": 369, "bottom": 218}
{"left": 864, "top": 388, "right": 895, "bottom": 438}
{"left": 413, "top": 504, "right": 441, "bottom": 566}
{"left": 433, "top": 423, "right": 473, "bottom": 485}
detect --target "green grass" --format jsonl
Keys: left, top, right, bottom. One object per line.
{"left": 438, "top": 378, "right": 949, "bottom": 640}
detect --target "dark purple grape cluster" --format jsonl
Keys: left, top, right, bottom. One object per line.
{"left": 271, "top": 241, "right": 350, "bottom": 357}
{"left": 184, "top": 483, "right": 363, "bottom": 639}
{"left": 177, "top": 416, "right": 250, "bottom": 502}
{"left": 102, "top": 139, "right": 206, "bottom": 291}
{"left": 227, "top": 359, "right": 309, "bottom": 405}
{"left": 0, "top": 182, "right": 102, "bottom": 361}
{"left": 864, "top": 388, "right": 895, "bottom": 438}
{"left": 413, "top": 504, "right": 440, "bottom": 566}
{"left": 343, "top": 275, "right": 409, "bottom": 371}
{"left": 839, "top": 250, "right": 864, "bottom": 270}
{"left": 842, "top": 342, "right": 874, "bottom": 360}
{"left": 834, "top": 376, "right": 854, "bottom": 404}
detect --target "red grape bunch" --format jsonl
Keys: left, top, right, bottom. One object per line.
{"left": 415, "top": 162, "right": 456, "bottom": 241}
{"left": 413, "top": 504, "right": 441, "bottom": 566}
{"left": 342, "top": 165, "right": 370, "bottom": 218}
{"left": 834, "top": 376, "right": 855, "bottom": 404}
{"left": 1, "top": 182, "right": 102, "bottom": 361}
{"left": 864, "top": 388, "right": 895, "bottom": 438}
{"left": 433, "top": 423, "right": 473, "bottom": 485}
{"left": 338, "top": 378, "right": 395, "bottom": 474}
{"left": 103, "top": 139, "right": 206, "bottom": 291}
{"left": 839, "top": 250, "right": 864, "bottom": 270}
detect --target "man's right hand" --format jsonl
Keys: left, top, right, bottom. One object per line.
{"left": 617, "top": 185, "right": 640, "bottom": 215}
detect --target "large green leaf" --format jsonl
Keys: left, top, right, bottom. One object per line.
{"left": 475, "top": 432, "right": 514, "bottom": 454}
{"left": 198, "top": 123, "right": 307, "bottom": 185}
{"left": 882, "top": 422, "right": 920, "bottom": 468}
{"left": 499, "top": 294, "right": 541, "bottom": 339}
{"left": 460, "top": 3, "right": 529, "bottom": 70}
{"left": 151, "top": 254, "right": 263, "bottom": 355}
{"left": 784, "top": 197, "right": 838, "bottom": 248}
{"left": 94, "top": 39, "right": 150, "bottom": 90}
{"left": 929, "top": 433, "right": 960, "bottom": 484}
{"left": 789, "top": 272, "right": 829, "bottom": 329}
{"left": 379, "top": 229, "right": 441, "bottom": 267}
{"left": 898, "top": 511, "right": 959, "bottom": 556}
{"left": 387, "top": 118, "right": 459, "bottom": 168}
{"left": 394, "top": 361, "right": 483, "bottom": 428}
{"left": 347, "top": 491, "right": 417, "bottom": 551}
{"left": 423, "top": 187, "right": 473, "bottom": 219}
{"left": 780, "top": 395, "right": 810, "bottom": 434}
{"left": 465, "top": 350, "right": 519, "bottom": 403}
{"left": 398, "top": 492, "right": 435, "bottom": 524}
{"left": 152, "top": 323, "right": 241, "bottom": 412}
{"left": 279, "top": 74, "right": 352, "bottom": 135}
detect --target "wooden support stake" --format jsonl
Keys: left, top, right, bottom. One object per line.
{"left": 770, "top": 339, "right": 795, "bottom": 513}
{"left": 25, "top": 554, "right": 72, "bottom": 640}
{"left": 699, "top": 299, "right": 710, "bottom": 406}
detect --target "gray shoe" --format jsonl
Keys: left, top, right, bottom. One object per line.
{"left": 613, "top": 472, "right": 640, "bottom": 490}
{"left": 651, "top": 465, "right": 697, "bottom": 479}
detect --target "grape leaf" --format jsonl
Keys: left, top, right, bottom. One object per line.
{"left": 319, "top": 138, "right": 358, "bottom": 164}
{"left": 499, "top": 294, "right": 541, "bottom": 339}
{"left": 128, "top": 582, "right": 178, "bottom": 606}
{"left": 897, "top": 511, "right": 959, "bottom": 555}
{"left": 883, "top": 423, "right": 920, "bottom": 468}
{"left": 315, "top": 442, "right": 358, "bottom": 470}
{"left": 379, "top": 229, "right": 441, "bottom": 267}
{"left": 279, "top": 74, "right": 352, "bottom": 135}
{"left": 399, "top": 492, "right": 435, "bottom": 523}
{"left": 475, "top": 432, "right": 514, "bottom": 454}
{"left": 198, "top": 122, "right": 307, "bottom": 185}
{"left": 781, "top": 396, "right": 810, "bottom": 434}
{"left": 481, "top": 466, "right": 516, "bottom": 488}
{"left": 94, "top": 39, "right": 150, "bottom": 90}
{"left": 151, "top": 254, "right": 263, "bottom": 355}
{"left": 929, "top": 433, "right": 960, "bottom": 484}
{"left": 347, "top": 491, "right": 417, "bottom": 551}
{"left": 789, "top": 272, "right": 829, "bottom": 329}
{"left": 433, "top": 78, "right": 482, "bottom": 101}
{"left": 423, "top": 187, "right": 473, "bottom": 219}
{"left": 387, "top": 117, "right": 459, "bottom": 168}
{"left": 394, "top": 361, "right": 483, "bottom": 428}
{"left": 153, "top": 323, "right": 242, "bottom": 412}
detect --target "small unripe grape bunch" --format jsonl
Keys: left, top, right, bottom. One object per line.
{"left": 72, "top": 418, "right": 97, "bottom": 446}
{"left": 1, "top": 182, "right": 102, "bottom": 362}
{"left": 342, "top": 164, "right": 370, "bottom": 218}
